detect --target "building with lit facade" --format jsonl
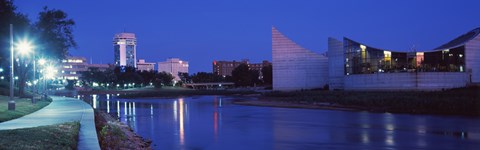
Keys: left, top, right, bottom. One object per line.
{"left": 213, "top": 59, "right": 271, "bottom": 77}
{"left": 60, "top": 56, "right": 111, "bottom": 80}
{"left": 273, "top": 27, "right": 480, "bottom": 91}
{"left": 137, "top": 59, "right": 155, "bottom": 72}
{"left": 113, "top": 33, "right": 137, "bottom": 68}
{"left": 158, "top": 58, "right": 189, "bottom": 81}
{"left": 60, "top": 56, "right": 88, "bottom": 80}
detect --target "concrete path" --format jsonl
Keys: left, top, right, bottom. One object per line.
{"left": 0, "top": 96, "right": 100, "bottom": 150}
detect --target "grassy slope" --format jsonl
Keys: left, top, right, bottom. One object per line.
{"left": 0, "top": 122, "right": 80, "bottom": 150}
{"left": 0, "top": 95, "right": 52, "bottom": 122}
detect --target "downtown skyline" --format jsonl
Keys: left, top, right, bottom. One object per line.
{"left": 14, "top": 0, "right": 480, "bottom": 73}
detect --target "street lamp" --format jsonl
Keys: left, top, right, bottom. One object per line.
{"left": 37, "top": 59, "right": 48, "bottom": 99}
{"left": 38, "top": 58, "right": 46, "bottom": 66}
{"left": 16, "top": 40, "right": 33, "bottom": 55}
{"left": 43, "top": 65, "right": 57, "bottom": 96}
{"left": 16, "top": 39, "right": 36, "bottom": 104}
{"left": 8, "top": 24, "right": 14, "bottom": 110}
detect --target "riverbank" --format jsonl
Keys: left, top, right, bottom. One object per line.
{"left": 0, "top": 95, "right": 51, "bottom": 122}
{"left": 0, "top": 122, "right": 80, "bottom": 149}
{"left": 54, "top": 87, "right": 259, "bottom": 99}
{"left": 234, "top": 87, "right": 480, "bottom": 116}
{"left": 94, "top": 110, "right": 151, "bottom": 149}
{"left": 118, "top": 88, "right": 259, "bottom": 99}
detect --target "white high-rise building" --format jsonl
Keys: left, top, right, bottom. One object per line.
{"left": 113, "top": 33, "right": 137, "bottom": 68}
{"left": 158, "top": 58, "right": 189, "bottom": 81}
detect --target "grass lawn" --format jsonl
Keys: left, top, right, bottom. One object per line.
{"left": 0, "top": 122, "right": 80, "bottom": 150}
{"left": 0, "top": 95, "right": 52, "bottom": 122}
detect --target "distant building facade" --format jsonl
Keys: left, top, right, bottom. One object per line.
{"left": 60, "top": 56, "right": 88, "bottom": 80}
{"left": 113, "top": 33, "right": 137, "bottom": 68}
{"left": 158, "top": 58, "right": 189, "bottom": 81}
{"left": 213, "top": 59, "right": 271, "bottom": 76}
{"left": 60, "top": 56, "right": 111, "bottom": 80}
{"left": 137, "top": 59, "right": 155, "bottom": 72}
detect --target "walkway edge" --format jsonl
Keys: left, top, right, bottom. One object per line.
{"left": 73, "top": 96, "right": 101, "bottom": 150}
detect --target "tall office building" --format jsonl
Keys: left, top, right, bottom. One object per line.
{"left": 113, "top": 33, "right": 137, "bottom": 68}
{"left": 158, "top": 58, "right": 189, "bottom": 81}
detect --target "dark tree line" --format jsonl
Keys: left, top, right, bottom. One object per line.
{"left": 80, "top": 66, "right": 175, "bottom": 89}
{"left": 1, "top": 0, "right": 76, "bottom": 96}
{"left": 189, "top": 64, "right": 272, "bottom": 87}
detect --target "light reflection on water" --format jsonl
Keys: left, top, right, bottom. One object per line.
{"left": 81, "top": 95, "right": 480, "bottom": 150}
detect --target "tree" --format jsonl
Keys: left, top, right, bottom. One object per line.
{"left": 80, "top": 67, "right": 106, "bottom": 87}
{"left": 178, "top": 72, "right": 190, "bottom": 83}
{"left": 0, "top": 3, "right": 76, "bottom": 96}
{"left": 35, "top": 6, "right": 76, "bottom": 60}
{"left": 261, "top": 65, "right": 272, "bottom": 85}
{"left": 0, "top": 0, "right": 31, "bottom": 67}
{"left": 231, "top": 64, "right": 260, "bottom": 87}
{"left": 114, "top": 66, "right": 142, "bottom": 86}
{"left": 154, "top": 72, "right": 174, "bottom": 88}
{"left": 0, "top": 0, "right": 32, "bottom": 97}
{"left": 190, "top": 72, "right": 228, "bottom": 83}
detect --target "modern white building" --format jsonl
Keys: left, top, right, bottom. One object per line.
{"left": 272, "top": 26, "right": 480, "bottom": 91}
{"left": 272, "top": 27, "right": 329, "bottom": 91}
{"left": 158, "top": 58, "right": 189, "bottom": 81}
{"left": 113, "top": 33, "right": 137, "bottom": 68}
{"left": 137, "top": 59, "right": 155, "bottom": 72}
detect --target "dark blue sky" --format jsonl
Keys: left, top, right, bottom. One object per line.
{"left": 15, "top": 0, "right": 480, "bottom": 73}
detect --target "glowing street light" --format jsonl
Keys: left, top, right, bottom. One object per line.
{"left": 16, "top": 39, "right": 38, "bottom": 104}
{"left": 16, "top": 40, "right": 33, "bottom": 56}
{"left": 38, "top": 58, "right": 46, "bottom": 66}
{"left": 45, "top": 65, "right": 57, "bottom": 79}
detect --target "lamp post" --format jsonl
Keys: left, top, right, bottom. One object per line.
{"left": 38, "top": 59, "right": 46, "bottom": 98}
{"left": 17, "top": 39, "right": 34, "bottom": 104}
{"left": 8, "top": 24, "right": 14, "bottom": 110}
{"left": 32, "top": 51, "right": 36, "bottom": 104}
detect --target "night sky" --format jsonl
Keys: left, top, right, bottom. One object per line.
{"left": 14, "top": 0, "right": 480, "bottom": 73}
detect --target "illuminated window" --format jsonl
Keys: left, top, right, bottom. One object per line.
{"left": 384, "top": 51, "right": 392, "bottom": 61}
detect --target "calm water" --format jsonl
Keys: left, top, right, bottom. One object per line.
{"left": 82, "top": 95, "right": 480, "bottom": 150}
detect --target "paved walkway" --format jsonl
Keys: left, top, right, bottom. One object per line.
{"left": 0, "top": 96, "right": 100, "bottom": 150}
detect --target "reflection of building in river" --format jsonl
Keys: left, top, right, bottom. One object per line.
{"left": 213, "top": 96, "right": 223, "bottom": 140}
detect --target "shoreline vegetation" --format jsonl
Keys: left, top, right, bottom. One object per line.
{"left": 94, "top": 110, "right": 151, "bottom": 149}
{"left": 0, "top": 122, "right": 80, "bottom": 150}
{"left": 234, "top": 87, "right": 480, "bottom": 116}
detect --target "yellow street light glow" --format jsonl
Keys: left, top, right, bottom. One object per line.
{"left": 16, "top": 40, "right": 34, "bottom": 55}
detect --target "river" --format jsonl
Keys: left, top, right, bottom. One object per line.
{"left": 82, "top": 94, "right": 480, "bottom": 150}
